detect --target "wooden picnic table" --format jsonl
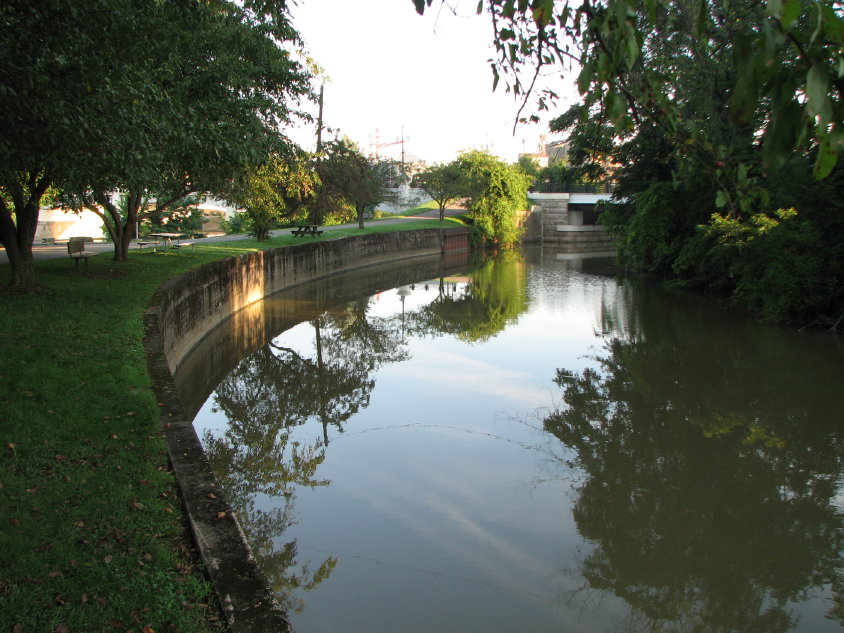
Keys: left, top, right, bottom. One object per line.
{"left": 291, "top": 224, "right": 323, "bottom": 237}
{"left": 148, "top": 232, "right": 188, "bottom": 252}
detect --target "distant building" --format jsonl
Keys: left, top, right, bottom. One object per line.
{"left": 34, "top": 208, "right": 104, "bottom": 242}
{"left": 518, "top": 136, "right": 568, "bottom": 169}
{"left": 545, "top": 140, "right": 569, "bottom": 165}
{"left": 34, "top": 194, "right": 241, "bottom": 242}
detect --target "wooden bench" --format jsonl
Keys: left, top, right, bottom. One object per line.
{"left": 67, "top": 237, "right": 97, "bottom": 273}
{"left": 291, "top": 224, "right": 323, "bottom": 237}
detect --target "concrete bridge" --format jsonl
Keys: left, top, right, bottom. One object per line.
{"left": 523, "top": 191, "right": 615, "bottom": 249}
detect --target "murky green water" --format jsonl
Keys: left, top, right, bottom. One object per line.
{"left": 191, "top": 246, "right": 844, "bottom": 633}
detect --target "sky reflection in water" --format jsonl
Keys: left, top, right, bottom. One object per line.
{"left": 193, "top": 247, "right": 844, "bottom": 633}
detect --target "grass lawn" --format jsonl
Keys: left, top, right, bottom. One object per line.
{"left": 0, "top": 219, "right": 461, "bottom": 632}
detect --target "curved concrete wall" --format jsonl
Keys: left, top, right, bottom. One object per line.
{"left": 143, "top": 228, "right": 469, "bottom": 633}
{"left": 150, "top": 229, "right": 458, "bottom": 376}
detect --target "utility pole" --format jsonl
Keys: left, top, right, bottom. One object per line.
{"left": 312, "top": 82, "right": 325, "bottom": 225}
{"left": 316, "top": 82, "right": 324, "bottom": 155}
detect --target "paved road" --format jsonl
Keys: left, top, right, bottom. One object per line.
{"left": 0, "top": 207, "right": 459, "bottom": 264}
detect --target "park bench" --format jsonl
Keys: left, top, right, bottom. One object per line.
{"left": 67, "top": 236, "right": 97, "bottom": 273}
{"left": 291, "top": 224, "right": 323, "bottom": 237}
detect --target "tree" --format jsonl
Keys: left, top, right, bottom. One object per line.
{"left": 413, "top": 0, "right": 844, "bottom": 205}
{"left": 231, "top": 151, "right": 320, "bottom": 241}
{"left": 454, "top": 149, "right": 531, "bottom": 245}
{"left": 412, "top": 0, "right": 844, "bottom": 324}
{"left": 315, "top": 138, "right": 398, "bottom": 229}
{"left": 413, "top": 162, "right": 463, "bottom": 221}
{"left": 0, "top": 1, "right": 141, "bottom": 286}
{"left": 0, "top": 0, "right": 314, "bottom": 283}
{"left": 548, "top": 103, "right": 616, "bottom": 183}
{"left": 66, "top": 0, "right": 313, "bottom": 261}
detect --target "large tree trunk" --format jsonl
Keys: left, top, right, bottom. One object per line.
{"left": 0, "top": 173, "right": 50, "bottom": 290}
{"left": 357, "top": 204, "right": 365, "bottom": 230}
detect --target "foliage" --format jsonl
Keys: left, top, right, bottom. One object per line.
{"left": 0, "top": 0, "right": 314, "bottom": 281}
{"left": 220, "top": 212, "right": 248, "bottom": 235}
{"left": 516, "top": 154, "right": 542, "bottom": 181}
{"left": 411, "top": 0, "right": 844, "bottom": 326}
{"left": 700, "top": 207, "right": 844, "bottom": 325}
{"left": 416, "top": 0, "right": 844, "bottom": 197}
{"left": 412, "top": 161, "right": 464, "bottom": 221}
{"left": 535, "top": 161, "right": 575, "bottom": 188}
{"left": 315, "top": 138, "right": 399, "bottom": 229}
{"left": 142, "top": 193, "right": 204, "bottom": 237}
{"left": 231, "top": 152, "right": 319, "bottom": 240}
{"left": 454, "top": 150, "right": 531, "bottom": 245}
{"left": 548, "top": 103, "right": 616, "bottom": 182}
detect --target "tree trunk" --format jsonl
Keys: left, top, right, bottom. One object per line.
{"left": 114, "top": 191, "right": 141, "bottom": 262}
{"left": 0, "top": 173, "right": 50, "bottom": 290}
{"left": 88, "top": 192, "right": 127, "bottom": 262}
{"left": 357, "top": 204, "right": 365, "bottom": 230}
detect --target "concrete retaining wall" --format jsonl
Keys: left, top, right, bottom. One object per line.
{"left": 151, "top": 229, "right": 464, "bottom": 376}
{"left": 143, "top": 228, "right": 470, "bottom": 633}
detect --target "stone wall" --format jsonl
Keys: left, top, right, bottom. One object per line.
{"left": 527, "top": 193, "right": 615, "bottom": 249}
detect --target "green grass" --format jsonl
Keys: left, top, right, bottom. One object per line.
{"left": 0, "top": 219, "right": 461, "bottom": 632}
{"left": 393, "top": 199, "right": 440, "bottom": 216}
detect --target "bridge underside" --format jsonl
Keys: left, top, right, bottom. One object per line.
{"left": 523, "top": 192, "right": 615, "bottom": 249}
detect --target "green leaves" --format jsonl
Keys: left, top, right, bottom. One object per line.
{"left": 806, "top": 62, "right": 832, "bottom": 122}
{"left": 812, "top": 129, "right": 843, "bottom": 180}
{"left": 765, "top": 0, "right": 801, "bottom": 30}
{"left": 531, "top": 0, "right": 554, "bottom": 27}
{"left": 577, "top": 61, "right": 594, "bottom": 95}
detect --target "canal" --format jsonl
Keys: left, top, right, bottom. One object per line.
{"left": 187, "top": 245, "right": 844, "bottom": 633}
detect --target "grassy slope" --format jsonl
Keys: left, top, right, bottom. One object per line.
{"left": 0, "top": 220, "right": 459, "bottom": 632}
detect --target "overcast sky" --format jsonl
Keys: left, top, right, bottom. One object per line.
{"left": 287, "top": 0, "right": 578, "bottom": 164}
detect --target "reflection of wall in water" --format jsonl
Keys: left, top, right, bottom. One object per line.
{"left": 154, "top": 229, "right": 469, "bottom": 380}
{"left": 523, "top": 243, "right": 618, "bottom": 273}
{"left": 174, "top": 252, "right": 470, "bottom": 419}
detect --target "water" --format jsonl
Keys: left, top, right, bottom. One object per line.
{"left": 190, "top": 246, "right": 844, "bottom": 633}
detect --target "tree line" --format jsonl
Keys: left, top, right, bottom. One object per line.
{"left": 0, "top": 0, "right": 539, "bottom": 291}
{"left": 0, "top": 0, "right": 319, "bottom": 287}
{"left": 0, "top": 2, "right": 427, "bottom": 289}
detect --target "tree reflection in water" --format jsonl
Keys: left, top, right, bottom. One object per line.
{"left": 200, "top": 250, "right": 533, "bottom": 615}
{"left": 407, "top": 249, "right": 528, "bottom": 344}
{"left": 545, "top": 282, "right": 844, "bottom": 632}
{"left": 201, "top": 294, "right": 412, "bottom": 611}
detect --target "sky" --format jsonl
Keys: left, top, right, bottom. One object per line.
{"left": 287, "top": 0, "right": 579, "bottom": 165}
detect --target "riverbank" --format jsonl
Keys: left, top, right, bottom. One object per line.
{"left": 0, "top": 219, "right": 462, "bottom": 633}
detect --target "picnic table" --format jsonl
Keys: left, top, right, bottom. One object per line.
{"left": 148, "top": 232, "right": 193, "bottom": 253}
{"left": 291, "top": 224, "right": 323, "bottom": 238}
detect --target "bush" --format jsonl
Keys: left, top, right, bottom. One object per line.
{"left": 220, "top": 211, "right": 248, "bottom": 235}
{"left": 702, "top": 208, "right": 844, "bottom": 324}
